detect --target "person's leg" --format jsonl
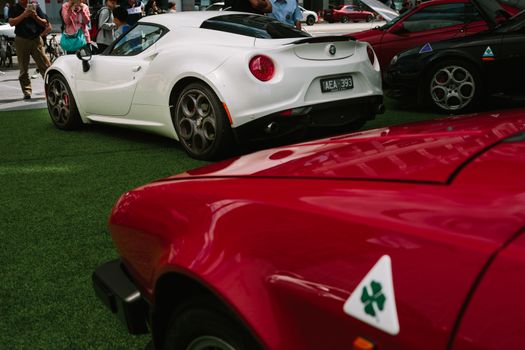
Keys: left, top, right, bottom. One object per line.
{"left": 15, "top": 36, "right": 32, "bottom": 97}
{"left": 30, "top": 37, "right": 50, "bottom": 79}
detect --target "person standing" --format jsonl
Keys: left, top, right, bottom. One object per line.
{"left": 96, "top": 0, "right": 117, "bottom": 53}
{"left": 167, "top": 2, "right": 176, "bottom": 13}
{"left": 268, "top": 0, "right": 301, "bottom": 29}
{"left": 123, "top": 0, "right": 144, "bottom": 26}
{"left": 113, "top": 6, "right": 130, "bottom": 38}
{"left": 224, "top": 0, "right": 272, "bottom": 14}
{"left": 3, "top": 2, "right": 10, "bottom": 20}
{"left": 8, "top": 0, "right": 50, "bottom": 99}
{"left": 399, "top": 0, "right": 411, "bottom": 14}
{"left": 61, "top": 0, "right": 91, "bottom": 52}
{"left": 145, "top": 0, "right": 160, "bottom": 15}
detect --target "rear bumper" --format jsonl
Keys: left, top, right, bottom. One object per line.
{"left": 92, "top": 259, "right": 149, "bottom": 334}
{"left": 233, "top": 95, "right": 384, "bottom": 143}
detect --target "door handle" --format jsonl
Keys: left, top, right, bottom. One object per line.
{"left": 132, "top": 66, "right": 141, "bottom": 72}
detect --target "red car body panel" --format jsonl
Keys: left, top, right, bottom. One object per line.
{"left": 324, "top": 5, "right": 375, "bottom": 23}
{"left": 176, "top": 112, "right": 524, "bottom": 183}
{"left": 109, "top": 110, "right": 525, "bottom": 350}
{"left": 351, "top": 0, "right": 516, "bottom": 71}
{"left": 451, "top": 141, "right": 525, "bottom": 349}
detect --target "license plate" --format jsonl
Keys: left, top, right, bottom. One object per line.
{"left": 320, "top": 75, "right": 354, "bottom": 93}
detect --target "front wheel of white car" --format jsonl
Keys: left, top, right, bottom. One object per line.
{"left": 46, "top": 74, "right": 83, "bottom": 130}
{"left": 306, "top": 15, "right": 315, "bottom": 26}
{"left": 174, "top": 82, "right": 233, "bottom": 160}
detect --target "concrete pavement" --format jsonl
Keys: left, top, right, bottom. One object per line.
{"left": 0, "top": 68, "right": 47, "bottom": 112}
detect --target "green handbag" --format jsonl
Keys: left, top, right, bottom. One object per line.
{"left": 60, "top": 28, "right": 87, "bottom": 52}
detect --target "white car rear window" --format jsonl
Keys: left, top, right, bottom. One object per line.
{"left": 201, "top": 14, "right": 310, "bottom": 39}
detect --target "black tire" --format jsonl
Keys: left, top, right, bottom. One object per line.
{"left": 46, "top": 74, "right": 83, "bottom": 130}
{"left": 306, "top": 15, "right": 315, "bottom": 26}
{"left": 366, "top": 15, "right": 373, "bottom": 22}
{"left": 162, "top": 298, "right": 263, "bottom": 350}
{"left": 173, "top": 82, "right": 233, "bottom": 160}
{"left": 341, "top": 16, "right": 349, "bottom": 23}
{"left": 422, "top": 59, "right": 482, "bottom": 114}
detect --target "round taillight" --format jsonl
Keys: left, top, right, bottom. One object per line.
{"left": 249, "top": 55, "right": 275, "bottom": 82}
{"left": 367, "top": 45, "right": 375, "bottom": 66}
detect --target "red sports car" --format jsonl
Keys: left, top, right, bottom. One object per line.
{"left": 93, "top": 110, "right": 525, "bottom": 350}
{"left": 352, "top": 0, "right": 519, "bottom": 71}
{"left": 323, "top": 5, "right": 376, "bottom": 23}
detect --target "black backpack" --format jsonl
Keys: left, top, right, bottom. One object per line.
{"left": 89, "top": 6, "right": 108, "bottom": 39}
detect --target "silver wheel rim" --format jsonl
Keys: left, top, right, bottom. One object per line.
{"left": 176, "top": 89, "right": 217, "bottom": 155}
{"left": 47, "top": 78, "right": 71, "bottom": 127}
{"left": 430, "top": 65, "right": 475, "bottom": 111}
{"left": 186, "top": 335, "right": 237, "bottom": 350}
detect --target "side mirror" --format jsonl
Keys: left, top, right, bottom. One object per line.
{"left": 389, "top": 23, "right": 407, "bottom": 35}
{"left": 76, "top": 46, "right": 92, "bottom": 72}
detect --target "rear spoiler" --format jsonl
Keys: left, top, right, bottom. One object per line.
{"left": 286, "top": 35, "right": 357, "bottom": 45}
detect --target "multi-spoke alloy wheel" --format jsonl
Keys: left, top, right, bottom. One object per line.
{"left": 46, "top": 74, "right": 82, "bottom": 130}
{"left": 425, "top": 60, "right": 481, "bottom": 113}
{"left": 174, "top": 82, "right": 232, "bottom": 160}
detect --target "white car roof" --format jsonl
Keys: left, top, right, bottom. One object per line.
{"left": 137, "top": 11, "right": 247, "bottom": 29}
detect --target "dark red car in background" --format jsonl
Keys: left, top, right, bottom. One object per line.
{"left": 93, "top": 109, "right": 525, "bottom": 350}
{"left": 324, "top": 4, "right": 376, "bottom": 23}
{"left": 352, "top": 0, "right": 519, "bottom": 71}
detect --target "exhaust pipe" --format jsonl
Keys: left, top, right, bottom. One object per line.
{"left": 265, "top": 122, "right": 279, "bottom": 134}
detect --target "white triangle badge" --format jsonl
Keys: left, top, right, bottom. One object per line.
{"left": 343, "top": 255, "right": 400, "bottom": 335}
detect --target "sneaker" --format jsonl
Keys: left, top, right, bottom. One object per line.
{"left": 23, "top": 94, "right": 31, "bottom": 100}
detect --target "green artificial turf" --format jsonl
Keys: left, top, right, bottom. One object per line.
{"left": 0, "top": 101, "right": 439, "bottom": 349}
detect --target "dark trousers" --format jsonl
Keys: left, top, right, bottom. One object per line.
{"left": 15, "top": 36, "right": 50, "bottom": 96}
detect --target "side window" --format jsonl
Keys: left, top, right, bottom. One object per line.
{"left": 464, "top": 3, "right": 483, "bottom": 22}
{"left": 110, "top": 24, "right": 166, "bottom": 56}
{"left": 403, "top": 3, "right": 466, "bottom": 33}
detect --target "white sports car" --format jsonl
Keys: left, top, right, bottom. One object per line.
{"left": 45, "top": 12, "right": 383, "bottom": 160}
{"left": 0, "top": 21, "right": 15, "bottom": 38}
{"left": 205, "top": 3, "right": 318, "bottom": 26}
{"left": 299, "top": 6, "right": 318, "bottom": 26}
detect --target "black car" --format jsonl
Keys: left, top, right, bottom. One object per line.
{"left": 386, "top": 8, "right": 525, "bottom": 113}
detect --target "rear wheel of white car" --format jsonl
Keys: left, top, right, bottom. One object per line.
{"left": 306, "top": 15, "right": 315, "bottom": 26}
{"left": 46, "top": 74, "right": 83, "bottom": 130}
{"left": 162, "top": 298, "right": 263, "bottom": 350}
{"left": 423, "top": 59, "right": 481, "bottom": 114}
{"left": 174, "top": 82, "right": 233, "bottom": 160}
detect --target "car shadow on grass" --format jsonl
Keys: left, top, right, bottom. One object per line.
{"left": 81, "top": 123, "right": 184, "bottom": 150}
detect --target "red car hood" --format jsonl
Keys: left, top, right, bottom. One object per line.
{"left": 173, "top": 110, "right": 525, "bottom": 183}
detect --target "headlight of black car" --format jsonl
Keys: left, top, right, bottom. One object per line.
{"left": 390, "top": 54, "right": 399, "bottom": 66}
